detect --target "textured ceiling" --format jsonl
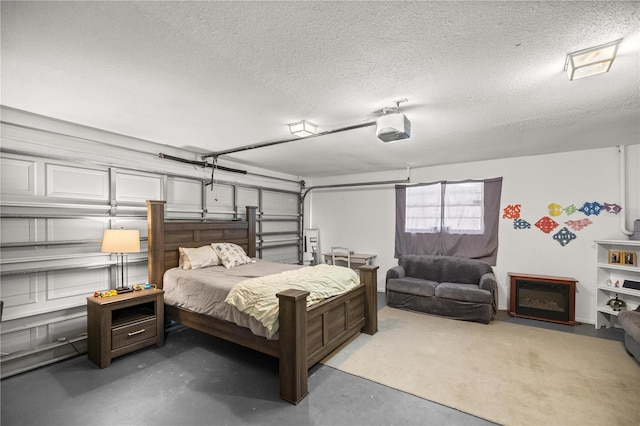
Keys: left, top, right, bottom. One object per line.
{"left": 1, "top": 1, "right": 639, "bottom": 178}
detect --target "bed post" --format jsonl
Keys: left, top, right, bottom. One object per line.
{"left": 358, "top": 265, "right": 379, "bottom": 335}
{"left": 147, "top": 200, "right": 166, "bottom": 288}
{"left": 245, "top": 206, "right": 256, "bottom": 258}
{"left": 276, "top": 289, "right": 310, "bottom": 404}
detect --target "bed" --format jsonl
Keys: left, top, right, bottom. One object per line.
{"left": 146, "top": 200, "right": 378, "bottom": 404}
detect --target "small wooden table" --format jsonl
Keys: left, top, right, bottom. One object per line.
{"left": 87, "top": 289, "right": 164, "bottom": 368}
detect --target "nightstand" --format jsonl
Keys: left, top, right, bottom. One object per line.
{"left": 87, "top": 289, "right": 164, "bottom": 368}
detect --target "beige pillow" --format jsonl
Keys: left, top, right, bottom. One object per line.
{"left": 211, "top": 243, "right": 252, "bottom": 269}
{"left": 178, "top": 245, "right": 220, "bottom": 270}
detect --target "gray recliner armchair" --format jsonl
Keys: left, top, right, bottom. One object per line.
{"left": 386, "top": 254, "right": 498, "bottom": 324}
{"left": 618, "top": 308, "right": 640, "bottom": 361}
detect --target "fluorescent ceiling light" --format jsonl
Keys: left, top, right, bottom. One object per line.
{"left": 564, "top": 39, "right": 623, "bottom": 81}
{"left": 288, "top": 120, "right": 317, "bottom": 137}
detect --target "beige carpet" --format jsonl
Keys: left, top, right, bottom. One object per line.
{"left": 321, "top": 307, "right": 640, "bottom": 426}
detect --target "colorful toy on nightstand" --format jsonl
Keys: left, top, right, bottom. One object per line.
{"left": 132, "top": 283, "right": 155, "bottom": 291}
{"left": 93, "top": 289, "right": 118, "bottom": 298}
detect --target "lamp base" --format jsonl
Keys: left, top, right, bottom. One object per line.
{"left": 115, "top": 287, "right": 133, "bottom": 294}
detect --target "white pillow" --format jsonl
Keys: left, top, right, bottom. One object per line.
{"left": 179, "top": 245, "right": 220, "bottom": 270}
{"left": 211, "top": 243, "right": 252, "bottom": 269}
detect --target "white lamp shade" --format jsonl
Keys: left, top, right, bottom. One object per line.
{"left": 566, "top": 39, "right": 622, "bottom": 80}
{"left": 101, "top": 229, "right": 140, "bottom": 253}
{"left": 288, "top": 120, "right": 317, "bottom": 137}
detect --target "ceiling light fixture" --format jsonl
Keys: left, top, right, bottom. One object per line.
{"left": 564, "top": 39, "right": 623, "bottom": 81}
{"left": 376, "top": 98, "right": 411, "bottom": 143}
{"left": 288, "top": 120, "right": 317, "bottom": 137}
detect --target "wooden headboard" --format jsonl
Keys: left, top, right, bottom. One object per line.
{"left": 146, "top": 200, "right": 257, "bottom": 288}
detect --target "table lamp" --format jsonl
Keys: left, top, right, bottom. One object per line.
{"left": 101, "top": 229, "right": 140, "bottom": 293}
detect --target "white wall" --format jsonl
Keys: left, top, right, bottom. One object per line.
{"left": 307, "top": 145, "right": 640, "bottom": 325}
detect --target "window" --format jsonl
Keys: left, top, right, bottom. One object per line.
{"left": 395, "top": 178, "right": 503, "bottom": 265}
{"left": 405, "top": 184, "right": 442, "bottom": 233}
{"left": 406, "top": 182, "right": 484, "bottom": 234}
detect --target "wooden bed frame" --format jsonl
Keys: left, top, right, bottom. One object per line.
{"left": 146, "top": 200, "right": 378, "bottom": 404}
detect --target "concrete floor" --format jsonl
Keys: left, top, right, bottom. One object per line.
{"left": 1, "top": 293, "right": 627, "bottom": 426}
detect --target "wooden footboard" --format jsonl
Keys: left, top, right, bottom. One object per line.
{"left": 278, "top": 265, "right": 378, "bottom": 404}
{"left": 147, "top": 200, "right": 378, "bottom": 404}
{"left": 163, "top": 265, "right": 378, "bottom": 405}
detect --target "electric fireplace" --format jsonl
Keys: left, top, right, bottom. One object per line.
{"left": 509, "top": 273, "right": 577, "bottom": 325}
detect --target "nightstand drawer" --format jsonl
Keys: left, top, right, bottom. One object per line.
{"left": 111, "top": 317, "right": 157, "bottom": 350}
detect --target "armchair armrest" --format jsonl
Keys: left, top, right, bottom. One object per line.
{"left": 479, "top": 272, "right": 497, "bottom": 291}
{"left": 386, "top": 265, "right": 406, "bottom": 281}
{"left": 479, "top": 272, "right": 498, "bottom": 313}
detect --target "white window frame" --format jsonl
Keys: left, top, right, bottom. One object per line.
{"left": 405, "top": 181, "right": 484, "bottom": 235}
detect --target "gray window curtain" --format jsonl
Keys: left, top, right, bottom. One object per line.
{"left": 395, "top": 177, "right": 503, "bottom": 265}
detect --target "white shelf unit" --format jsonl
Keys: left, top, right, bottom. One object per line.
{"left": 595, "top": 240, "right": 640, "bottom": 329}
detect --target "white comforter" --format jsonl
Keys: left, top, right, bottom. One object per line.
{"left": 163, "top": 260, "right": 302, "bottom": 339}
{"left": 225, "top": 264, "right": 360, "bottom": 338}
{"left": 163, "top": 260, "right": 359, "bottom": 339}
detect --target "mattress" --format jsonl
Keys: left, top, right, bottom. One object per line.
{"left": 163, "top": 259, "right": 302, "bottom": 339}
